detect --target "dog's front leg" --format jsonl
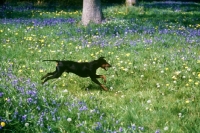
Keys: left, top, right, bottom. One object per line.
{"left": 91, "top": 77, "right": 108, "bottom": 91}
{"left": 96, "top": 75, "right": 106, "bottom": 83}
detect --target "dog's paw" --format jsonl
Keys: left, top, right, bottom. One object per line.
{"left": 100, "top": 85, "right": 108, "bottom": 91}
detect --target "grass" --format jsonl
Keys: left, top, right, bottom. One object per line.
{"left": 0, "top": 1, "right": 200, "bottom": 133}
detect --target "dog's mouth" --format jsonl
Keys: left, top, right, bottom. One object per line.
{"left": 102, "top": 64, "right": 111, "bottom": 71}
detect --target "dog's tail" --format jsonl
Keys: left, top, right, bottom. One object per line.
{"left": 43, "top": 60, "right": 60, "bottom": 62}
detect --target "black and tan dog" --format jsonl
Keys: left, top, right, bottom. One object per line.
{"left": 41, "top": 57, "right": 111, "bottom": 91}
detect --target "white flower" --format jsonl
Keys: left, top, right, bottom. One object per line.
{"left": 90, "top": 109, "right": 95, "bottom": 113}
{"left": 25, "top": 123, "right": 29, "bottom": 127}
{"left": 67, "top": 118, "right": 72, "bottom": 122}
{"left": 147, "top": 100, "right": 151, "bottom": 104}
{"left": 156, "top": 83, "right": 160, "bottom": 88}
{"left": 63, "top": 89, "right": 68, "bottom": 93}
{"left": 164, "top": 126, "right": 169, "bottom": 131}
{"left": 187, "top": 68, "right": 191, "bottom": 71}
{"left": 178, "top": 113, "right": 182, "bottom": 118}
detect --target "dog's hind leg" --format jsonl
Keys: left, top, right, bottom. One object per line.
{"left": 42, "top": 72, "right": 63, "bottom": 84}
{"left": 42, "top": 66, "right": 64, "bottom": 84}
{"left": 41, "top": 71, "right": 56, "bottom": 80}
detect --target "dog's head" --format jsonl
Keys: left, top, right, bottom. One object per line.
{"left": 98, "top": 57, "right": 112, "bottom": 71}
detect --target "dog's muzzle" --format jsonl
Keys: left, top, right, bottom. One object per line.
{"left": 102, "top": 64, "right": 112, "bottom": 71}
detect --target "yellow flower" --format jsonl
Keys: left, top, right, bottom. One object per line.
{"left": 1, "top": 122, "right": 5, "bottom": 127}
{"left": 28, "top": 37, "right": 32, "bottom": 41}
{"left": 172, "top": 76, "right": 177, "bottom": 80}
{"left": 188, "top": 79, "right": 193, "bottom": 82}
{"left": 39, "top": 69, "right": 44, "bottom": 73}
{"left": 185, "top": 100, "right": 190, "bottom": 103}
{"left": 40, "top": 39, "right": 44, "bottom": 43}
{"left": 8, "top": 62, "right": 13, "bottom": 65}
{"left": 126, "top": 53, "right": 130, "bottom": 57}
{"left": 175, "top": 71, "right": 181, "bottom": 75}
{"left": 198, "top": 73, "right": 200, "bottom": 78}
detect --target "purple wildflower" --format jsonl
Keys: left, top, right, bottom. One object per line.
{"left": 119, "top": 127, "right": 123, "bottom": 132}
{"left": 155, "top": 129, "right": 161, "bottom": 133}
{"left": 26, "top": 90, "right": 37, "bottom": 97}
{"left": 95, "top": 122, "right": 102, "bottom": 130}
{"left": 27, "top": 98, "right": 33, "bottom": 104}
{"left": 138, "top": 126, "right": 144, "bottom": 131}
{"left": 22, "top": 115, "right": 27, "bottom": 122}
{"left": 0, "top": 92, "right": 4, "bottom": 97}
{"left": 79, "top": 105, "right": 88, "bottom": 111}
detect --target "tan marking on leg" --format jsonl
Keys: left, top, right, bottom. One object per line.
{"left": 100, "top": 84, "right": 108, "bottom": 91}
{"left": 100, "top": 75, "right": 106, "bottom": 83}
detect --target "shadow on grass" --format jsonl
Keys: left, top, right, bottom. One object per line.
{"left": 142, "top": 1, "right": 200, "bottom": 12}
{"left": 124, "top": 1, "right": 200, "bottom": 26}
{"left": 0, "top": 2, "right": 82, "bottom": 19}
{"left": 81, "top": 84, "right": 104, "bottom": 92}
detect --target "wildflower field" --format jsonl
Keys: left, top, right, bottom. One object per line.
{"left": 0, "top": 1, "right": 200, "bottom": 133}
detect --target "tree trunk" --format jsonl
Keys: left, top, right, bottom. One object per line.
{"left": 82, "top": 0, "right": 103, "bottom": 26}
{"left": 126, "top": 0, "right": 137, "bottom": 6}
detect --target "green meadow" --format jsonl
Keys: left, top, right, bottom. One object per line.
{"left": 0, "top": 1, "right": 200, "bottom": 133}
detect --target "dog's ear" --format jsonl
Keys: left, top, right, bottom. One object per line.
{"left": 98, "top": 57, "right": 105, "bottom": 60}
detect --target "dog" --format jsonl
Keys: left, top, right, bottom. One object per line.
{"left": 41, "top": 57, "right": 111, "bottom": 91}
